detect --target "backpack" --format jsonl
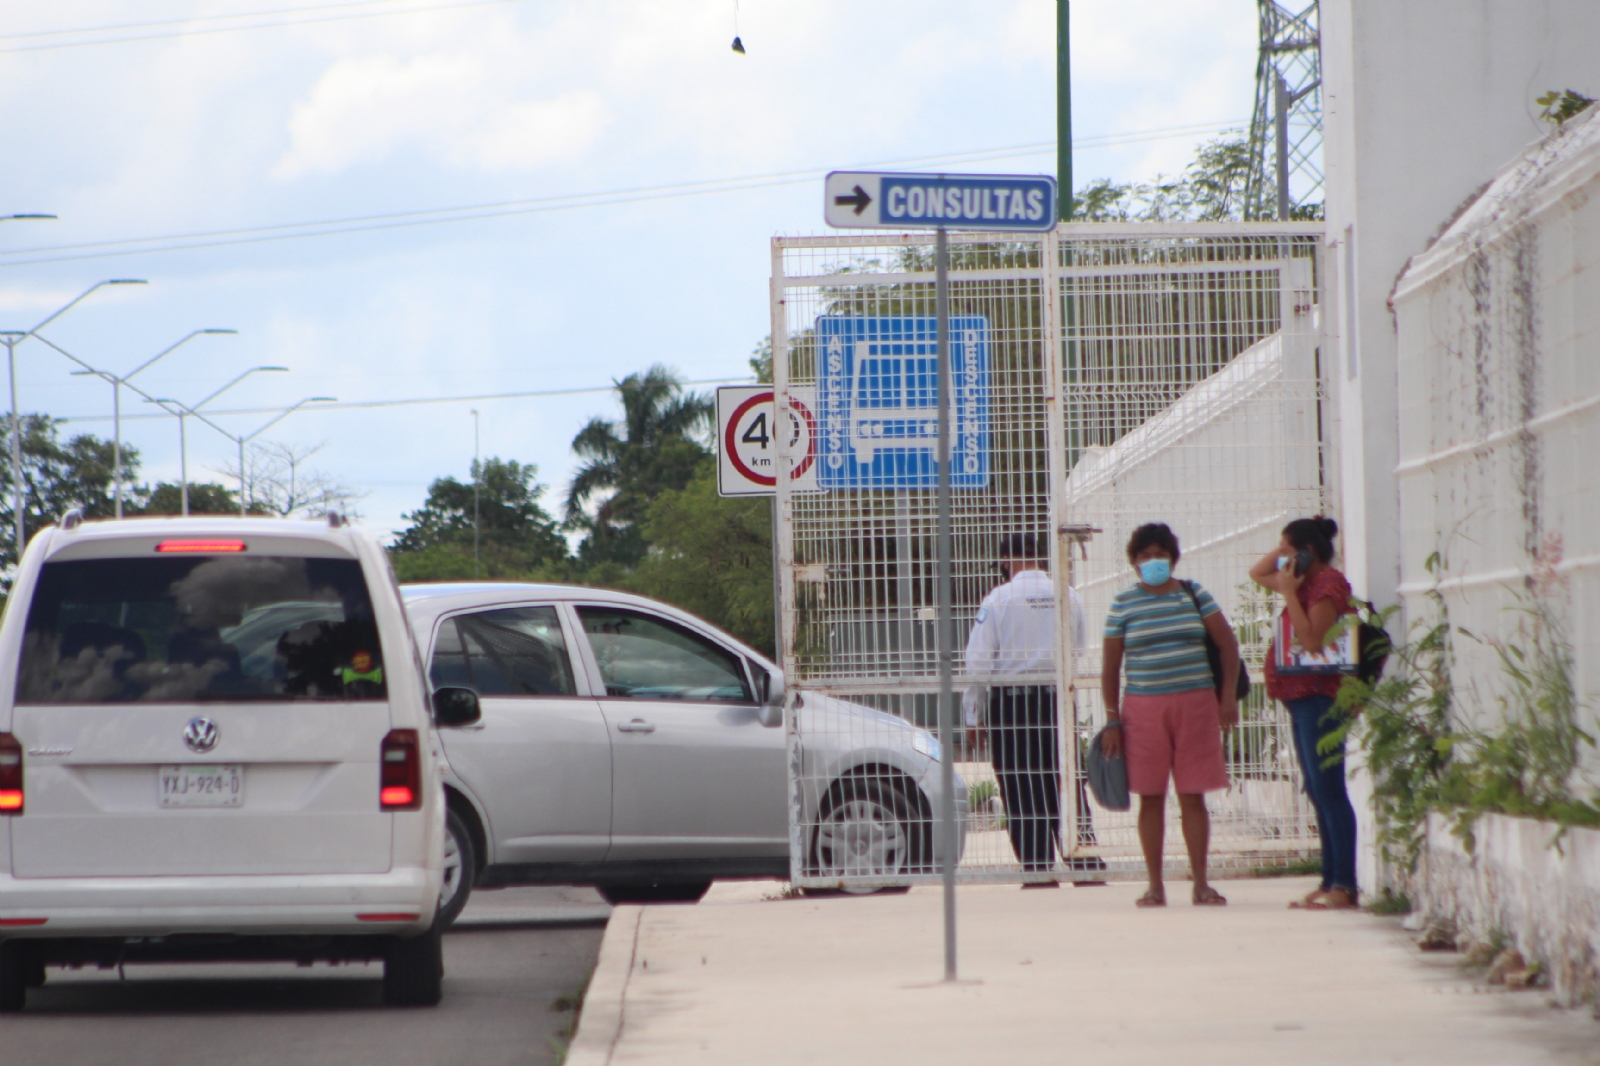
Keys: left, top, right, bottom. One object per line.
{"left": 1181, "top": 581, "right": 1251, "bottom": 701}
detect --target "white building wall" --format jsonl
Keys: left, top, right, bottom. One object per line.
{"left": 1321, "top": 0, "right": 1600, "bottom": 892}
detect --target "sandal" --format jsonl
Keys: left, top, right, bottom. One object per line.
{"left": 1302, "top": 887, "right": 1357, "bottom": 910}
{"left": 1135, "top": 888, "right": 1167, "bottom": 908}
{"left": 1289, "top": 888, "right": 1333, "bottom": 910}
{"left": 1192, "top": 886, "right": 1228, "bottom": 906}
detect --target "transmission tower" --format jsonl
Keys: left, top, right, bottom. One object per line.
{"left": 1244, "top": 1, "right": 1323, "bottom": 219}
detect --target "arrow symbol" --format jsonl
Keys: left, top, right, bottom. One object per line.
{"left": 834, "top": 185, "right": 872, "bottom": 215}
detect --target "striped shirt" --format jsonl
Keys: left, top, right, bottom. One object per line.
{"left": 1103, "top": 581, "right": 1219, "bottom": 696}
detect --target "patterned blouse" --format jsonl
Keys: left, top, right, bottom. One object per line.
{"left": 1263, "top": 566, "right": 1355, "bottom": 703}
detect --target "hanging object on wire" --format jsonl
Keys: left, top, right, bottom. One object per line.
{"left": 731, "top": 0, "right": 745, "bottom": 53}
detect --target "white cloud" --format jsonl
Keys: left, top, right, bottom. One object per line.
{"left": 273, "top": 53, "right": 607, "bottom": 178}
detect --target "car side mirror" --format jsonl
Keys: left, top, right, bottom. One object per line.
{"left": 432, "top": 686, "right": 481, "bottom": 728}
{"left": 748, "top": 660, "right": 784, "bottom": 728}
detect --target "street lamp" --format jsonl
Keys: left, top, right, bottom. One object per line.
{"left": 161, "top": 397, "right": 336, "bottom": 516}
{"left": 147, "top": 365, "right": 288, "bottom": 515}
{"left": 51, "top": 327, "right": 236, "bottom": 518}
{"left": 0, "top": 278, "right": 146, "bottom": 558}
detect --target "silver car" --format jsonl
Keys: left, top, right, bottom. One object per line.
{"left": 399, "top": 583, "right": 964, "bottom": 918}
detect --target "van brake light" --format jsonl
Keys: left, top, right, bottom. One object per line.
{"left": 157, "top": 539, "right": 247, "bottom": 553}
{"left": 379, "top": 729, "right": 421, "bottom": 811}
{"left": 0, "top": 734, "right": 22, "bottom": 815}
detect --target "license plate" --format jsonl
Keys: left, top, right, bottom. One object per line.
{"left": 158, "top": 765, "right": 245, "bottom": 808}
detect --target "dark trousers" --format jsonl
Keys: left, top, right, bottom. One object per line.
{"left": 989, "top": 686, "right": 1061, "bottom": 871}
{"left": 1286, "top": 693, "right": 1359, "bottom": 892}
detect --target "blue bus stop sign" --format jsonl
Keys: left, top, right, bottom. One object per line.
{"left": 815, "top": 315, "right": 989, "bottom": 490}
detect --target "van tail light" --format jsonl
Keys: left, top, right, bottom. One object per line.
{"left": 0, "top": 734, "right": 22, "bottom": 815}
{"left": 379, "top": 729, "right": 421, "bottom": 810}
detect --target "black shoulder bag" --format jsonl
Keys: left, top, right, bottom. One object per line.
{"left": 1182, "top": 580, "right": 1250, "bottom": 701}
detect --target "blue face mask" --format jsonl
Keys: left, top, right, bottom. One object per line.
{"left": 1138, "top": 558, "right": 1172, "bottom": 586}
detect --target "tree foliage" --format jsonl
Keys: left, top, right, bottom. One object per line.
{"left": 564, "top": 365, "right": 712, "bottom": 569}
{"left": 1075, "top": 134, "right": 1322, "bottom": 222}
{"left": 624, "top": 464, "right": 774, "bottom": 656}
{"left": 391, "top": 457, "right": 568, "bottom": 582}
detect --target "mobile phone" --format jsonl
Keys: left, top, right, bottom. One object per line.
{"left": 1292, "top": 550, "right": 1314, "bottom": 576}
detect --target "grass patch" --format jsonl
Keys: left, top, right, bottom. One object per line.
{"left": 1250, "top": 855, "right": 1322, "bottom": 878}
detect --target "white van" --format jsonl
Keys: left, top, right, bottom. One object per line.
{"left": 0, "top": 515, "right": 456, "bottom": 1010}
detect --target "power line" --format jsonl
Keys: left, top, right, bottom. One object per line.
{"left": 53, "top": 377, "right": 757, "bottom": 425}
{"left": 0, "top": 121, "right": 1243, "bottom": 268}
{"left": 0, "top": 0, "right": 524, "bottom": 56}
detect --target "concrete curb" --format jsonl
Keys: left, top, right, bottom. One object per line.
{"left": 563, "top": 907, "right": 639, "bottom": 1066}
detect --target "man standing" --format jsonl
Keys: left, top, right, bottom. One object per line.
{"left": 963, "top": 533, "right": 1086, "bottom": 881}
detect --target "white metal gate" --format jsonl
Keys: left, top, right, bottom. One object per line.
{"left": 772, "top": 223, "right": 1328, "bottom": 889}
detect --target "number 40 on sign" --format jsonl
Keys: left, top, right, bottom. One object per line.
{"left": 716, "top": 386, "right": 818, "bottom": 497}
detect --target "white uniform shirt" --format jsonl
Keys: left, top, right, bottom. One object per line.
{"left": 962, "top": 570, "right": 1086, "bottom": 725}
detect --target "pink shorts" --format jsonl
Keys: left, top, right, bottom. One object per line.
{"left": 1122, "top": 688, "right": 1230, "bottom": 796}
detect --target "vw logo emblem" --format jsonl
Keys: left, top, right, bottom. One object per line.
{"left": 183, "top": 717, "right": 220, "bottom": 754}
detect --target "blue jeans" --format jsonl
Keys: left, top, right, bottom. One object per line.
{"left": 1286, "top": 694, "right": 1357, "bottom": 892}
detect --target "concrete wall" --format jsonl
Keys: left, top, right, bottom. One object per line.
{"left": 1321, "top": 0, "right": 1600, "bottom": 892}
{"left": 1417, "top": 814, "right": 1600, "bottom": 1006}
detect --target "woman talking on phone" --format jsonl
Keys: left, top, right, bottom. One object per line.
{"left": 1249, "top": 516, "right": 1359, "bottom": 910}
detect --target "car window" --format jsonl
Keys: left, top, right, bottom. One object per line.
{"left": 577, "top": 606, "right": 752, "bottom": 702}
{"left": 18, "top": 556, "right": 385, "bottom": 704}
{"left": 430, "top": 607, "right": 576, "bottom": 697}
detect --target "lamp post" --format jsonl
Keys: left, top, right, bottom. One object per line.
{"left": 147, "top": 366, "right": 288, "bottom": 514}
{"left": 471, "top": 408, "right": 481, "bottom": 578}
{"left": 58, "top": 328, "right": 237, "bottom": 517}
{"left": 157, "top": 397, "right": 336, "bottom": 516}
{"left": 0, "top": 278, "right": 146, "bottom": 558}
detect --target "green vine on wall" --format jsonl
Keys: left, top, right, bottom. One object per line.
{"left": 1327, "top": 553, "right": 1600, "bottom": 870}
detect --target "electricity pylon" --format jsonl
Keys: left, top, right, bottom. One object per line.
{"left": 1244, "top": 1, "right": 1323, "bottom": 220}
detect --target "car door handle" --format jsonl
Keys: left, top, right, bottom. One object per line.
{"left": 616, "top": 719, "right": 656, "bottom": 734}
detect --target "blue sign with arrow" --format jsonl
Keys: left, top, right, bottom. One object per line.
{"left": 814, "top": 315, "right": 989, "bottom": 490}
{"left": 824, "top": 171, "right": 1057, "bottom": 232}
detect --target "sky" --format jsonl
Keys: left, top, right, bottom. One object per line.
{"left": 0, "top": 0, "right": 1259, "bottom": 543}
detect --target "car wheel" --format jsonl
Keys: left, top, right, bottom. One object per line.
{"left": 382, "top": 924, "right": 444, "bottom": 1007}
{"left": 811, "top": 778, "right": 924, "bottom": 881}
{"left": 596, "top": 881, "right": 712, "bottom": 905}
{"left": 0, "top": 942, "right": 28, "bottom": 1012}
{"left": 437, "top": 807, "right": 476, "bottom": 929}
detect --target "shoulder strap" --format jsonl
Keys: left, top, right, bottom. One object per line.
{"left": 1180, "top": 579, "right": 1204, "bottom": 617}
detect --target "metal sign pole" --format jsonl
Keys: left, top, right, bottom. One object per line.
{"left": 934, "top": 225, "right": 957, "bottom": 982}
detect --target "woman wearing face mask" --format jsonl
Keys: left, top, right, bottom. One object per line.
{"left": 1249, "top": 516, "right": 1359, "bottom": 910}
{"left": 1099, "top": 522, "right": 1239, "bottom": 907}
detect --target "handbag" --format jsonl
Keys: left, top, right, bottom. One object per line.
{"left": 1181, "top": 580, "right": 1251, "bottom": 701}
{"left": 1086, "top": 726, "right": 1130, "bottom": 811}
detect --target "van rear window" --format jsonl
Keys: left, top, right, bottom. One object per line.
{"left": 17, "top": 556, "right": 387, "bottom": 704}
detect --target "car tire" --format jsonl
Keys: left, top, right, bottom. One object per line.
{"left": 596, "top": 881, "right": 713, "bottom": 905}
{"left": 810, "top": 778, "right": 927, "bottom": 882}
{"left": 0, "top": 942, "right": 28, "bottom": 1012}
{"left": 382, "top": 924, "right": 444, "bottom": 1007}
{"left": 437, "top": 807, "right": 476, "bottom": 929}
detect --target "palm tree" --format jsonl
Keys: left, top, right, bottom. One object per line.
{"left": 565, "top": 365, "right": 712, "bottom": 569}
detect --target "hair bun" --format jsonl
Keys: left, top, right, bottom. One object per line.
{"left": 1316, "top": 516, "right": 1338, "bottom": 539}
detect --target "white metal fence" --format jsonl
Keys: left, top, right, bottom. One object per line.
{"left": 772, "top": 223, "right": 1328, "bottom": 889}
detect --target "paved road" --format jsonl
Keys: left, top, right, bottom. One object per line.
{"left": 0, "top": 889, "right": 609, "bottom": 1066}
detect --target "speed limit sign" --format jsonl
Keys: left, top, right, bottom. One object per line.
{"left": 716, "top": 385, "right": 818, "bottom": 497}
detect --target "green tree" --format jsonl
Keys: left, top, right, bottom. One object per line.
{"left": 1072, "top": 134, "right": 1314, "bottom": 222}
{"left": 391, "top": 457, "right": 568, "bottom": 582}
{"left": 0, "top": 414, "right": 136, "bottom": 569}
{"left": 137, "top": 482, "right": 249, "bottom": 516}
{"left": 624, "top": 463, "right": 774, "bottom": 656}
{"left": 565, "top": 366, "right": 712, "bottom": 570}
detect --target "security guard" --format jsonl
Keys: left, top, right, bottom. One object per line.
{"left": 963, "top": 533, "right": 1086, "bottom": 878}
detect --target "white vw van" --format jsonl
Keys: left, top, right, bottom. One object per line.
{"left": 0, "top": 515, "right": 453, "bottom": 1010}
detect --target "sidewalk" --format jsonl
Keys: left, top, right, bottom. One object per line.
{"left": 566, "top": 877, "right": 1600, "bottom": 1066}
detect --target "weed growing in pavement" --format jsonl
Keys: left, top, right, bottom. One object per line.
{"left": 762, "top": 883, "right": 804, "bottom": 901}
{"left": 1363, "top": 888, "right": 1413, "bottom": 916}
{"left": 548, "top": 969, "right": 593, "bottom": 1065}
